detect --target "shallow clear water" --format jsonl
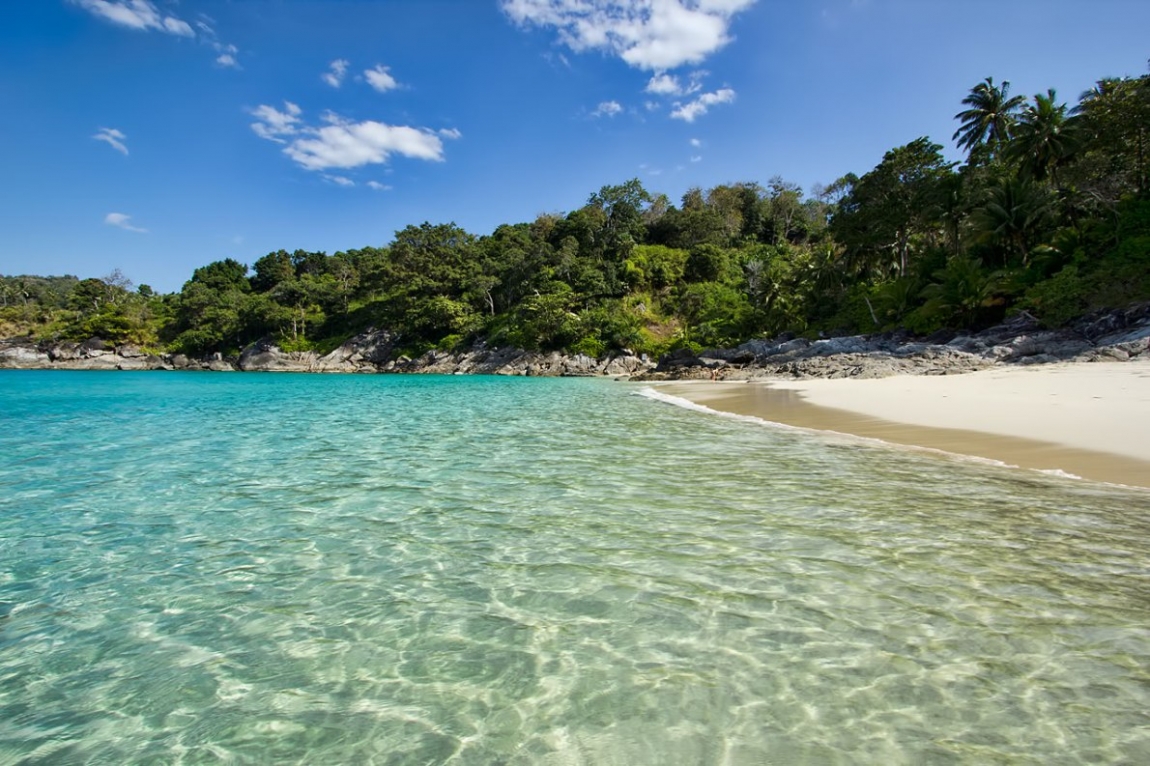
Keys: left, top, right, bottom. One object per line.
{"left": 1, "top": 370, "right": 1148, "bottom": 764}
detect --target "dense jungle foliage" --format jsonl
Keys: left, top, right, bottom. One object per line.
{"left": 4, "top": 70, "right": 1149, "bottom": 358}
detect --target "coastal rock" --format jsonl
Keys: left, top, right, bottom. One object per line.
{"left": 48, "top": 344, "right": 80, "bottom": 361}
{"left": 238, "top": 338, "right": 319, "bottom": 372}
{"left": 316, "top": 328, "right": 397, "bottom": 372}
{"left": 79, "top": 337, "right": 109, "bottom": 353}
{"left": 116, "top": 344, "right": 145, "bottom": 358}
{"left": 0, "top": 343, "right": 50, "bottom": 368}
{"left": 2, "top": 300, "right": 1146, "bottom": 380}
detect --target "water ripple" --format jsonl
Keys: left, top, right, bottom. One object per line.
{"left": 1, "top": 371, "right": 1148, "bottom": 764}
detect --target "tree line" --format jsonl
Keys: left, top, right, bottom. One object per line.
{"left": 3, "top": 67, "right": 1148, "bottom": 358}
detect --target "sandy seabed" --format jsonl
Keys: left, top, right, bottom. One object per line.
{"left": 657, "top": 360, "right": 1150, "bottom": 488}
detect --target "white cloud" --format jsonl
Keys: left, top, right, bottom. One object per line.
{"left": 324, "top": 174, "right": 355, "bottom": 187}
{"left": 364, "top": 65, "right": 399, "bottom": 93}
{"left": 94, "top": 127, "right": 128, "bottom": 155}
{"left": 501, "top": 0, "right": 757, "bottom": 70}
{"left": 670, "top": 87, "right": 735, "bottom": 122}
{"left": 73, "top": 0, "right": 194, "bottom": 37}
{"left": 592, "top": 100, "right": 623, "bottom": 117}
{"left": 252, "top": 104, "right": 448, "bottom": 172}
{"left": 249, "top": 102, "right": 302, "bottom": 143}
{"left": 105, "top": 212, "right": 147, "bottom": 233}
{"left": 75, "top": 2, "right": 244, "bottom": 67}
{"left": 367, "top": 181, "right": 392, "bottom": 191}
{"left": 195, "top": 16, "right": 240, "bottom": 68}
{"left": 323, "top": 59, "right": 349, "bottom": 88}
{"left": 645, "top": 73, "right": 681, "bottom": 95}
{"left": 286, "top": 118, "right": 444, "bottom": 170}
{"left": 690, "top": 137, "right": 702, "bottom": 147}
{"left": 645, "top": 70, "right": 705, "bottom": 97}
{"left": 438, "top": 128, "right": 462, "bottom": 140}
{"left": 690, "top": 155, "right": 702, "bottom": 162}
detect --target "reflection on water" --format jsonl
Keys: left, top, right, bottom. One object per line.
{"left": 0, "top": 371, "right": 1148, "bottom": 764}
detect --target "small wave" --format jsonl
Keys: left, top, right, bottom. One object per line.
{"left": 1037, "top": 468, "right": 1084, "bottom": 481}
{"left": 636, "top": 385, "right": 1038, "bottom": 475}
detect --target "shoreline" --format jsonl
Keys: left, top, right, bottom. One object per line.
{"left": 655, "top": 362, "right": 1150, "bottom": 489}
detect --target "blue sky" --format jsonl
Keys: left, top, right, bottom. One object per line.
{"left": 2, "top": 0, "right": 1148, "bottom": 293}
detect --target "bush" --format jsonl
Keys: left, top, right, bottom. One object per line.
{"left": 1020, "top": 266, "right": 1088, "bottom": 327}
{"left": 569, "top": 336, "right": 606, "bottom": 358}
{"left": 436, "top": 333, "right": 465, "bottom": 352}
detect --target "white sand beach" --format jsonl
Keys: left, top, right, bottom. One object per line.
{"left": 658, "top": 361, "right": 1150, "bottom": 488}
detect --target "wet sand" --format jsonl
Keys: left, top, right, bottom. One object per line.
{"left": 657, "top": 362, "right": 1150, "bottom": 488}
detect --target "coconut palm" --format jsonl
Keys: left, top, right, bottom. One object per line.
{"left": 953, "top": 77, "right": 1026, "bottom": 162}
{"left": 920, "top": 256, "right": 1004, "bottom": 328}
{"left": 971, "top": 176, "right": 1056, "bottom": 266}
{"left": 1007, "top": 89, "right": 1080, "bottom": 187}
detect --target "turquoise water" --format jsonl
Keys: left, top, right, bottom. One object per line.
{"left": 1, "top": 371, "right": 1148, "bottom": 765}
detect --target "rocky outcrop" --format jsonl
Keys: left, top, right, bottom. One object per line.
{"left": 237, "top": 338, "right": 319, "bottom": 372}
{"left": 229, "top": 330, "right": 654, "bottom": 377}
{"left": 384, "top": 346, "right": 653, "bottom": 377}
{"left": 635, "top": 303, "right": 1150, "bottom": 381}
{"left": 0, "top": 338, "right": 168, "bottom": 371}
{"left": 4, "top": 302, "right": 1147, "bottom": 379}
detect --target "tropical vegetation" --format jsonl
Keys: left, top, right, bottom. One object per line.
{"left": 4, "top": 67, "right": 1149, "bottom": 359}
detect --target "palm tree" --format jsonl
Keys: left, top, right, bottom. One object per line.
{"left": 971, "top": 176, "right": 1056, "bottom": 266}
{"left": 920, "top": 256, "right": 1004, "bottom": 328}
{"left": 1007, "top": 89, "right": 1080, "bottom": 188}
{"left": 953, "top": 77, "right": 1026, "bottom": 162}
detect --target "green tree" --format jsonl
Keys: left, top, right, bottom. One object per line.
{"left": 1071, "top": 74, "right": 1150, "bottom": 199}
{"left": 675, "top": 281, "right": 753, "bottom": 347}
{"left": 1006, "top": 89, "right": 1080, "bottom": 187}
{"left": 953, "top": 77, "right": 1025, "bottom": 163}
{"left": 830, "top": 138, "right": 955, "bottom": 278}
{"left": 251, "top": 250, "right": 295, "bottom": 293}
{"left": 917, "top": 256, "right": 1004, "bottom": 328}
{"left": 189, "top": 259, "right": 249, "bottom": 293}
{"left": 971, "top": 176, "right": 1057, "bottom": 266}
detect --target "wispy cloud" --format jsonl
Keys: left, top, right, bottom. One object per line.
{"left": 105, "top": 212, "right": 147, "bottom": 233}
{"left": 367, "top": 181, "right": 392, "bottom": 191}
{"left": 364, "top": 65, "right": 399, "bottom": 93}
{"left": 324, "top": 174, "right": 355, "bottom": 187}
{"left": 74, "top": 2, "right": 244, "bottom": 67}
{"left": 250, "top": 103, "right": 453, "bottom": 172}
{"left": 73, "top": 0, "right": 193, "bottom": 37}
{"left": 215, "top": 46, "right": 239, "bottom": 69}
{"left": 323, "top": 59, "right": 349, "bottom": 88}
{"left": 592, "top": 100, "right": 623, "bottom": 118}
{"left": 671, "top": 88, "right": 736, "bottom": 122}
{"left": 501, "top": 0, "right": 758, "bottom": 70}
{"left": 690, "top": 137, "right": 702, "bottom": 147}
{"left": 93, "top": 127, "right": 128, "bottom": 155}
{"left": 249, "top": 102, "right": 302, "bottom": 144}
{"left": 196, "top": 16, "right": 241, "bottom": 68}
{"left": 645, "top": 71, "right": 705, "bottom": 97}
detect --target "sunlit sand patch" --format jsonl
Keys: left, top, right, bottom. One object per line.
{"left": 651, "top": 365, "right": 1150, "bottom": 488}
